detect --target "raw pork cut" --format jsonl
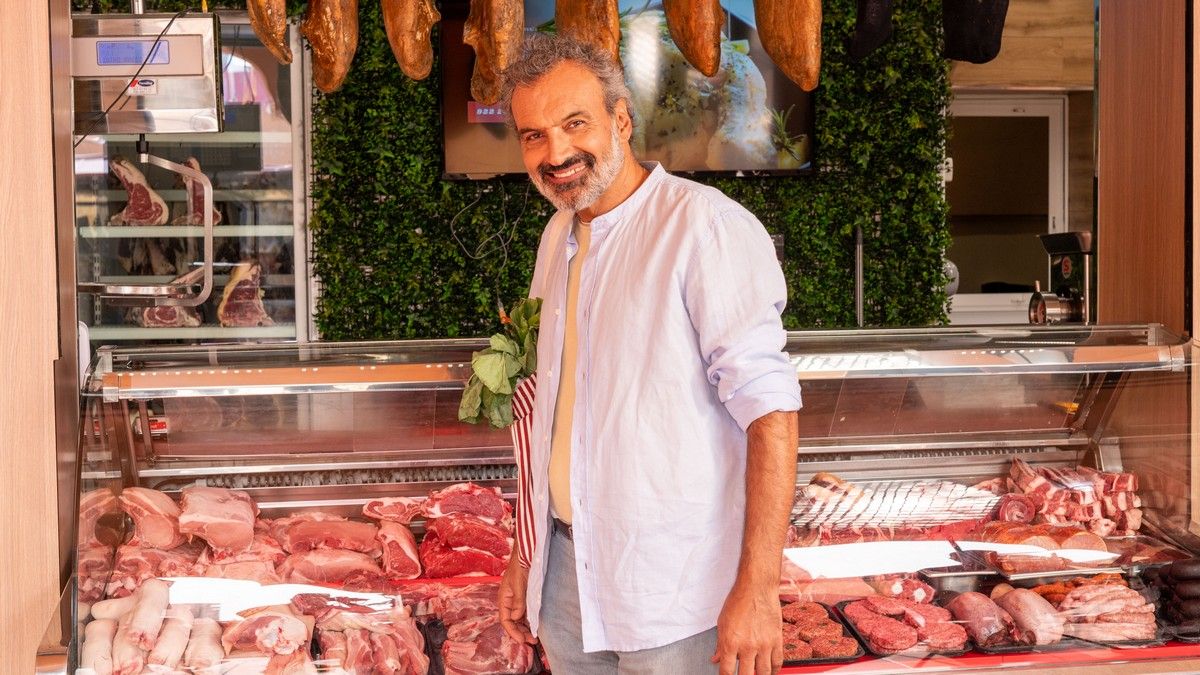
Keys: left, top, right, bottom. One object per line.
{"left": 110, "top": 615, "right": 144, "bottom": 675}
{"left": 105, "top": 543, "right": 204, "bottom": 597}
{"left": 419, "top": 529, "right": 508, "bottom": 577}
{"left": 196, "top": 532, "right": 287, "bottom": 568}
{"left": 78, "top": 545, "right": 115, "bottom": 603}
{"left": 79, "top": 488, "right": 119, "bottom": 547}
{"left": 362, "top": 496, "right": 424, "bottom": 524}
{"left": 222, "top": 604, "right": 314, "bottom": 655}
{"left": 119, "top": 487, "right": 186, "bottom": 550}
{"left": 108, "top": 158, "right": 168, "bottom": 226}
{"left": 422, "top": 482, "right": 513, "bottom": 526}
{"left": 138, "top": 305, "right": 202, "bottom": 328}
{"left": 171, "top": 157, "right": 223, "bottom": 225}
{"left": 268, "top": 511, "right": 347, "bottom": 543}
{"left": 378, "top": 520, "right": 421, "bottom": 579}
{"left": 277, "top": 549, "right": 385, "bottom": 586}
{"left": 278, "top": 518, "right": 381, "bottom": 556}
{"left": 442, "top": 623, "right": 534, "bottom": 675}
{"left": 425, "top": 512, "right": 513, "bottom": 559}
{"left": 178, "top": 485, "right": 257, "bottom": 553}
{"left": 218, "top": 262, "right": 275, "bottom": 327}
{"left": 945, "top": 591, "right": 1014, "bottom": 647}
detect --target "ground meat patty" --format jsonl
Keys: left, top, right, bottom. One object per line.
{"left": 842, "top": 600, "right": 876, "bottom": 623}
{"left": 782, "top": 623, "right": 805, "bottom": 643}
{"left": 864, "top": 596, "right": 910, "bottom": 616}
{"left": 903, "top": 603, "right": 952, "bottom": 629}
{"left": 797, "top": 621, "right": 843, "bottom": 641}
{"left": 782, "top": 601, "right": 828, "bottom": 624}
{"left": 809, "top": 635, "right": 859, "bottom": 658}
{"left": 857, "top": 616, "right": 919, "bottom": 654}
{"left": 921, "top": 622, "right": 968, "bottom": 651}
{"left": 782, "top": 639, "right": 813, "bottom": 661}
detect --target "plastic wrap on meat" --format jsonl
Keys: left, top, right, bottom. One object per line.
{"left": 222, "top": 604, "right": 314, "bottom": 656}
{"left": 946, "top": 591, "right": 1014, "bottom": 647}
{"left": 994, "top": 588, "right": 1063, "bottom": 645}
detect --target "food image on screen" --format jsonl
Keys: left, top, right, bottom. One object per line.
{"left": 441, "top": 0, "right": 814, "bottom": 177}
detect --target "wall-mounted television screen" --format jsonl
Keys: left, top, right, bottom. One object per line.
{"left": 441, "top": 0, "right": 815, "bottom": 179}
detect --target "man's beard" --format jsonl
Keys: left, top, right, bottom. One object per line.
{"left": 530, "top": 126, "right": 625, "bottom": 213}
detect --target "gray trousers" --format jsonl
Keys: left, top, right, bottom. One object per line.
{"left": 538, "top": 526, "right": 719, "bottom": 675}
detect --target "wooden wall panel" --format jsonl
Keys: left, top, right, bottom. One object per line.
{"left": 0, "top": 0, "right": 61, "bottom": 669}
{"left": 951, "top": 0, "right": 1095, "bottom": 90}
{"left": 1067, "top": 91, "right": 1095, "bottom": 233}
{"left": 1097, "top": 0, "right": 1187, "bottom": 333}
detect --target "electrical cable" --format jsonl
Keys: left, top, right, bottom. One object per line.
{"left": 73, "top": 9, "right": 189, "bottom": 149}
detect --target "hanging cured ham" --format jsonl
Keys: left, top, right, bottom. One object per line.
{"left": 382, "top": 0, "right": 441, "bottom": 80}
{"left": 301, "top": 0, "right": 359, "bottom": 93}
{"left": 555, "top": 0, "right": 620, "bottom": 63}
{"left": 248, "top": 0, "right": 292, "bottom": 64}
{"left": 754, "top": 0, "right": 822, "bottom": 91}
{"left": 662, "top": 0, "right": 722, "bottom": 76}
{"left": 463, "top": 0, "right": 524, "bottom": 104}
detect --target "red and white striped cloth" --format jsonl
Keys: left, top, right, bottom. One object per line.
{"left": 510, "top": 374, "right": 538, "bottom": 569}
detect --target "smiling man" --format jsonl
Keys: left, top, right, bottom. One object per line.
{"left": 496, "top": 33, "right": 801, "bottom": 675}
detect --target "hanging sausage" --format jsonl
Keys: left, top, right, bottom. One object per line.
{"left": 463, "top": 0, "right": 524, "bottom": 104}
{"left": 301, "top": 0, "right": 360, "bottom": 93}
{"left": 382, "top": 0, "right": 441, "bottom": 80}
{"left": 754, "top": 0, "right": 822, "bottom": 91}
{"left": 662, "top": 0, "right": 722, "bottom": 77}
{"left": 555, "top": 0, "right": 620, "bottom": 63}
{"left": 248, "top": 0, "right": 292, "bottom": 64}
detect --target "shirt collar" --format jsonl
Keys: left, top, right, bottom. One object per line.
{"left": 568, "top": 161, "right": 665, "bottom": 236}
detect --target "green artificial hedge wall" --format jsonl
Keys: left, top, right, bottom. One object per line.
{"left": 76, "top": 0, "right": 951, "bottom": 337}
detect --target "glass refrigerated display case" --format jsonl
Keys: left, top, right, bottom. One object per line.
{"left": 42, "top": 324, "right": 1200, "bottom": 673}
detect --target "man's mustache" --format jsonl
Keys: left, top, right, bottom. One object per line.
{"left": 539, "top": 153, "right": 596, "bottom": 180}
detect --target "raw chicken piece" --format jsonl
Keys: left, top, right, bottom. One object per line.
{"left": 80, "top": 618, "right": 117, "bottom": 675}
{"left": 278, "top": 518, "right": 381, "bottom": 556}
{"left": 222, "top": 604, "right": 314, "bottom": 655}
{"left": 378, "top": 521, "right": 421, "bottom": 579}
{"left": 126, "top": 578, "right": 170, "bottom": 650}
{"left": 147, "top": 607, "right": 193, "bottom": 668}
{"left": 178, "top": 485, "right": 257, "bottom": 553}
{"left": 183, "top": 618, "right": 225, "bottom": 670}
{"left": 119, "top": 487, "right": 186, "bottom": 550}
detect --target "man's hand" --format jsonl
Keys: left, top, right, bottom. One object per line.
{"left": 712, "top": 580, "right": 782, "bottom": 675}
{"left": 498, "top": 558, "right": 537, "bottom": 644}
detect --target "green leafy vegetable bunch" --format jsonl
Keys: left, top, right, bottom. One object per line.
{"left": 458, "top": 298, "right": 542, "bottom": 428}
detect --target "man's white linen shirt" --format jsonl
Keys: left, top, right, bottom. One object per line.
{"left": 525, "top": 162, "right": 802, "bottom": 652}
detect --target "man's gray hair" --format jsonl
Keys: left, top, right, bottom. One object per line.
{"left": 499, "top": 32, "right": 634, "bottom": 130}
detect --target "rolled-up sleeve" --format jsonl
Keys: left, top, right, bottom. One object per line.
{"left": 683, "top": 208, "right": 802, "bottom": 431}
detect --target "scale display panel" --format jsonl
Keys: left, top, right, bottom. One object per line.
{"left": 95, "top": 40, "right": 171, "bottom": 66}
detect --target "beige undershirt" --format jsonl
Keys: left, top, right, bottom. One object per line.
{"left": 549, "top": 217, "right": 591, "bottom": 525}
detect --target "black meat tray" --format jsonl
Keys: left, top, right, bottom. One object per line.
{"left": 781, "top": 602, "right": 865, "bottom": 667}
{"left": 420, "top": 618, "right": 545, "bottom": 675}
{"left": 834, "top": 601, "right": 971, "bottom": 659}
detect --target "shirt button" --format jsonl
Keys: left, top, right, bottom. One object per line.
{"left": 555, "top": 308, "right": 561, "bottom": 316}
